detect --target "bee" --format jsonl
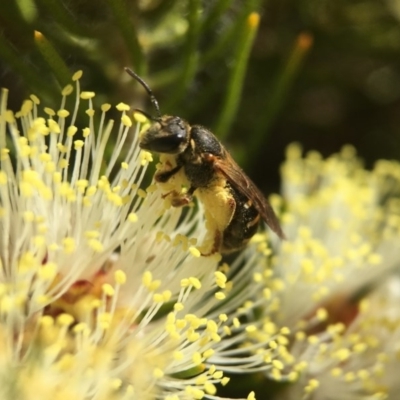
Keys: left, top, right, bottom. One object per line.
{"left": 125, "top": 67, "right": 285, "bottom": 255}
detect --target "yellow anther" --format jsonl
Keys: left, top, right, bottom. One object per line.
{"left": 72, "top": 70, "right": 83, "bottom": 81}
{"left": 116, "top": 103, "right": 130, "bottom": 111}
{"left": 80, "top": 91, "right": 95, "bottom": 100}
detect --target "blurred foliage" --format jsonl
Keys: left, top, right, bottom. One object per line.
{"left": 2, "top": 0, "right": 400, "bottom": 195}
{"left": 2, "top": 0, "right": 400, "bottom": 398}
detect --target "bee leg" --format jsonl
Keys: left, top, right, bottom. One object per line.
{"left": 170, "top": 195, "right": 192, "bottom": 207}
{"left": 201, "top": 230, "right": 221, "bottom": 256}
{"left": 155, "top": 165, "right": 182, "bottom": 183}
{"left": 170, "top": 186, "right": 196, "bottom": 207}
{"left": 161, "top": 186, "right": 196, "bottom": 207}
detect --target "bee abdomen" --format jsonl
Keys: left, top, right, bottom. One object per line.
{"left": 221, "top": 185, "right": 260, "bottom": 253}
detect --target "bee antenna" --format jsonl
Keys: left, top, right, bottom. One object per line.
{"left": 124, "top": 67, "right": 161, "bottom": 118}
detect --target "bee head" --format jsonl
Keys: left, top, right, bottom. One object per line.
{"left": 124, "top": 68, "right": 191, "bottom": 155}
{"left": 139, "top": 115, "right": 190, "bottom": 154}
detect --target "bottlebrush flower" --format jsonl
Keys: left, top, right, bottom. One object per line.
{"left": 247, "top": 144, "right": 400, "bottom": 399}
{"left": 0, "top": 71, "right": 286, "bottom": 400}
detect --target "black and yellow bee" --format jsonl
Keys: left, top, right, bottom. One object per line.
{"left": 126, "top": 68, "right": 285, "bottom": 255}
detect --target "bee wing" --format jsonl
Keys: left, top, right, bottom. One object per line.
{"left": 213, "top": 151, "right": 286, "bottom": 239}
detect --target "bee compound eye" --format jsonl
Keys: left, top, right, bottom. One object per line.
{"left": 139, "top": 116, "right": 189, "bottom": 154}
{"left": 147, "top": 133, "right": 187, "bottom": 154}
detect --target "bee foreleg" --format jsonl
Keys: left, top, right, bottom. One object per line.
{"left": 161, "top": 186, "right": 196, "bottom": 207}
{"left": 155, "top": 165, "right": 182, "bottom": 183}
{"left": 170, "top": 186, "right": 196, "bottom": 207}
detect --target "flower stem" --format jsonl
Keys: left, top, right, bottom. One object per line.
{"left": 105, "top": 0, "right": 145, "bottom": 75}
{"left": 34, "top": 31, "right": 71, "bottom": 88}
{"left": 201, "top": 0, "right": 232, "bottom": 32}
{"left": 215, "top": 12, "right": 260, "bottom": 140}
{"left": 246, "top": 32, "right": 313, "bottom": 168}
{"left": 164, "top": 0, "right": 202, "bottom": 111}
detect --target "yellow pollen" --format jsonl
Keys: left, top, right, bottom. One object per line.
{"left": 110, "top": 379, "right": 122, "bottom": 390}
{"left": 86, "top": 186, "right": 96, "bottom": 196}
{"left": 102, "top": 284, "right": 115, "bottom": 297}
{"left": 219, "top": 314, "right": 228, "bottom": 322}
{"left": 48, "top": 119, "right": 61, "bottom": 133}
{"left": 272, "top": 360, "right": 284, "bottom": 370}
{"left": 19, "top": 99, "right": 33, "bottom": 115}
{"left": 36, "top": 295, "right": 50, "bottom": 305}
{"left": 83, "top": 127, "right": 91, "bottom": 137}
{"left": 204, "top": 382, "right": 217, "bottom": 395}
{"left": 57, "top": 313, "right": 74, "bottom": 327}
{"left": 72, "top": 70, "right": 83, "bottom": 81}
{"left": 316, "top": 308, "right": 328, "bottom": 321}
{"left": 85, "top": 230, "right": 100, "bottom": 239}
{"left": 38, "top": 262, "right": 57, "bottom": 280}
{"left": 221, "top": 377, "right": 230, "bottom": 386}
{"left": 353, "top": 343, "right": 367, "bottom": 353}
{"left": 271, "top": 369, "right": 282, "bottom": 380}
{"left": 215, "top": 292, "right": 226, "bottom": 300}
{"left": 334, "top": 348, "right": 351, "bottom": 361}
{"left": 186, "top": 330, "right": 200, "bottom": 342}
{"left": 61, "top": 84, "right": 73, "bottom": 96}
{"left": 74, "top": 140, "right": 84, "bottom": 149}
{"left": 140, "top": 150, "right": 153, "bottom": 165}
{"left": 121, "top": 114, "right": 132, "bottom": 127}
{"left": 173, "top": 351, "right": 183, "bottom": 360}
{"left": 133, "top": 111, "right": 148, "bottom": 123}
{"left": 203, "top": 349, "right": 214, "bottom": 359}
{"left": 30, "top": 93, "right": 40, "bottom": 104}
{"left": 86, "top": 109, "right": 95, "bottom": 117}
{"left": 127, "top": 213, "right": 138, "bottom": 224}
{"left": 331, "top": 367, "right": 342, "bottom": 377}
{"left": 213, "top": 371, "right": 223, "bottom": 379}
{"left": 192, "top": 352, "right": 202, "bottom": 365}
{"left": 0, "top": 171, "right": 7, "bottom": 185}
{"left": 304, "top": 379, "right": 320, "bottom": 393}
{"left": 174, "top": 302, "right": 184, "bottom": 311}
{"left": 142, "top": 271, "right": 152, "bottom": 286}
{"left": 153, "top": 368, "right": 164, "bottom": 378}
{"left": 368, "top": 253, "right": 382, "bottom": 265}
{"left": 62, "top": 237, "right": 76, "bottom": 253}
{"left": 73, "top": 322, "right": 89, "bottom": 334}
{"left": 269, "top": 341, "right": 278, "bottom": 349}
{"left": 196, "top": 376, "right": 207, "bottom": 385}
{"left": 67, "top": 126, "right": 78, "bottom": 136}
{"left": 116, "top": 102, "right": 130, "bottom": 111}
{"left": 114, "top": 270, "right": 126, "bottom": 284}
{"left": 280, "top": 327, "right": 290, "bottom": 335}
{"left": 207, "top": 320, "right": 218, "bottom": 333}
{"left": 214, "top": 271, "right": 227, "bottom": 288}
{"left": 263, "top": 288, "right": 272, "bottom": 300}
{"left": 137, "top": 188, "right": 147, "bottom": 198}
{"left": 307, "top": 335, "right": 319, "bottom": 344}
{"left": 57, "top": 109, "right": 70, "bottom": 118}
{"left": 175, "top": 319, "right": 186, "bottom": 329}
{"left": 80, "top": 91, "right": 95, "bottom": 99}
{"left": 88, "top": 239, "right": 104, "bottom": 252}
{"left": 189, "top": 246, "right": 201, "bottom": 257}
{"left": 189, "top": 277, "right": 201, "bottom": 289}
{"left": 247, "top": 391, "right": 256, "bottom": 400}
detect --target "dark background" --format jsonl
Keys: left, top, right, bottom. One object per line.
{"left": 1, "top": 0, "right": 400, "bottom": 195}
